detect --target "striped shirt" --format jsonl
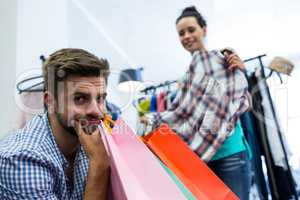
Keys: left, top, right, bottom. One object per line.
{"left": 0, "top": 113, "right": 89, "bottom": 199}
{"left": 153, "top": 50, "right": 251, "bottom": 161}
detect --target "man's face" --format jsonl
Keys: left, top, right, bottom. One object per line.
{"left": 55, "top": 75, "right": 107, "bottom": 136}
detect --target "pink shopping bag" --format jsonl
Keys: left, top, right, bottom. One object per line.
{"left": 99, "top": 118, "right": 186, "bottom": 200}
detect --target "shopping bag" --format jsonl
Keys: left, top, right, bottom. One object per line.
{"left": 99, "top": 118, "right": 186, "bottom": 200}
{"left": 158, "top": 160, "right": 196, "bottom": 200}
{"left": 143, "top": 124, "right": 240, "bottom": 200}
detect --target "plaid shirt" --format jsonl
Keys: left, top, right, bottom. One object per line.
{"left": 0, "top": 113, "right": 89, "bottom": 200}
{"left": 154, "top": 50, "right": 251, "bottom": 162}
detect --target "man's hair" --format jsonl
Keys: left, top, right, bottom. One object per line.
{"left": 176, "top": 6, "right": 207, "bottom": 28}
{"left": 43, "top": 48, "right": 110, "bottom": 98}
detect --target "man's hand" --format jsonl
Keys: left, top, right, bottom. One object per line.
{"left": 75, "top": 121, "right": 109, "bottom": 200}
{"left": 75, "top": 120, "right": 108, "bottom": 164}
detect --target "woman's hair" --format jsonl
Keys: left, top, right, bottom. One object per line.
{"left": 176, "top": 6, "right": 207, "bottom": 28}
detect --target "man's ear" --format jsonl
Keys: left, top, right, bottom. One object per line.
{"left": 44, "top": 91, "right": 57, "bottom": 114}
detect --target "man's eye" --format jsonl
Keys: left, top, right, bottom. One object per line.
{"left": 97, "top": 94, "right": 107, "bottom": 103}
{"left": 74, "top": 96, "right": 87, "bottom": 104}
{"left": 179, "top": 31, "right": 185, "bottom": 36}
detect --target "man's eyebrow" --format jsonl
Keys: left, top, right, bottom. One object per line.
{"left": 73, "top": 91, "right": 90, "bottom": 96}
{"left": 73, "top": 91, "right": 107, "bottom": 97}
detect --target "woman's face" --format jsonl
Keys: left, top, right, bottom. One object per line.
{"left": 176, "top": 16, "right": 206, "bottom": 53}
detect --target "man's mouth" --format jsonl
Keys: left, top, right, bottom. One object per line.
{"left": 73, "top": 117, "right": 101, "bottom": 128}
{"left": 87, "top": 119, "right": 100, "bottom": 125}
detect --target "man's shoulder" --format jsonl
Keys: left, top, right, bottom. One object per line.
{"left": 0, "top": 114, "right": 50, "bottom": 159}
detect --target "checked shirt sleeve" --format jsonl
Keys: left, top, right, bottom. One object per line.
{"left": 0, "top": 150, "right": 58, "bottom": 200}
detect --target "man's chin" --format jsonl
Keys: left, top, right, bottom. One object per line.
{"left": 56, "top": 114, "right": 78, "bottom": 137}
{"left": 65, "top": 126, "right": 78, "bottom": 137}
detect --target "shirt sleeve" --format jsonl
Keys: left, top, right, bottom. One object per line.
{"left": 0, "top": 150, "right": 59, "bottom": 200}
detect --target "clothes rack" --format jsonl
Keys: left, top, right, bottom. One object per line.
{"left": 140, "top": 54, "right": 268, "bottom": 94}
{"left": 257, "top": 56, "right": 298, "bottom": 200}
{"left": 140, "top": 80, "right": 177, "bottom": 94}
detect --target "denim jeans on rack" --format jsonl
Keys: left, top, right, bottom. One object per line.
{"left": 207, "top": 151, "right": 252, "bottom": 200}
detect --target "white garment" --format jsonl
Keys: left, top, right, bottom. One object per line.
{"left": 256, "top": 69, "right": 291, "bottom": 169}
{"left": 15, "top": 92, "right": 44, "bottom": 129}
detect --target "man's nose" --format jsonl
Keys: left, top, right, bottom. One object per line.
{"left": 86, "top": 99, "right": 104, "bottom": 118}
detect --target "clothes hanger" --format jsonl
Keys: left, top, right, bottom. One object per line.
{"left": 16, "top": 75, "right": 44, "bottom": 94}
{"left": 266, "top": 70, "right": 283, "bottom": 84}
{"left": 16, "top": 55, "right": 46, "bottom": 94}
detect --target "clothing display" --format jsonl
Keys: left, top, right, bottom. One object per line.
{"left": 256, "top": 69, "right": 291, "bottom": 169}
{"left": 242, "top": 67, "right": 298, "bottom": 200}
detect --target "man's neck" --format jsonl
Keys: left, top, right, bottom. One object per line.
{"left": 48, "top": 113, "right": 79, "bottom": 160}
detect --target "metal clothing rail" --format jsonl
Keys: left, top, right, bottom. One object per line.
{"left": 140, "top": 54, "right": 268, "bottom": 94}
{"left": 140, "top": 80, "right": 177, "bottom": 94}
{"left": 17, "top": 53, "right": 284, "bottom": 94}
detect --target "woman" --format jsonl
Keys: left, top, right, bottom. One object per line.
{"left": 144, "top": 6, "right": 252, "bottom": 200}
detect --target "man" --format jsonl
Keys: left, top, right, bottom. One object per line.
{"left": 0, "top": 48, "right": 110, "bottom": 199}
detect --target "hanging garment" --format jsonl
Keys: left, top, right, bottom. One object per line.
{"left": 150, "top": 50, "right": 251, "bottom": 161}
{"left": 248, "top": 73, "right": 280, "bottom": 199}
{"left": 137, "top": 97, "right": 151, "bottom": 116}
{"left": 149, "top": 94, "right": 157, "bottom": 112}
{"left": 15, "top": 92, "right": 44, "bottom": 129}
{"left": 157, "top": 92, "right": 166, "bottom": 112}
{"left": 240, "top": 112, "right": 269, "bottom": 200}
{"left": 255, "top": 70, "right": 298, "bottom": 200}
{"left": 256, "top": 69, "right": 291, "bottom": 169}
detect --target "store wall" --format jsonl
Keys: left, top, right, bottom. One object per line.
{"left": 0, "top": 0, "right": 18, "bottom": 137}
{"left": 0, "top": 0, "right": 69, "bottom": 137}
{"left": 16, "top": 0, "right": 68, "bottom": 76}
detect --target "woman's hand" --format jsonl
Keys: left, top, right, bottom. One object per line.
{"left": 139, "top": 115, "right": 149, "bottom": 125}
{"left": 222, "top": 48, "right": 246, "bottom": 71}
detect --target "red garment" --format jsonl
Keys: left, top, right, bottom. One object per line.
{"left": 157, "top": 92, "right": 166, "bottom": 113}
